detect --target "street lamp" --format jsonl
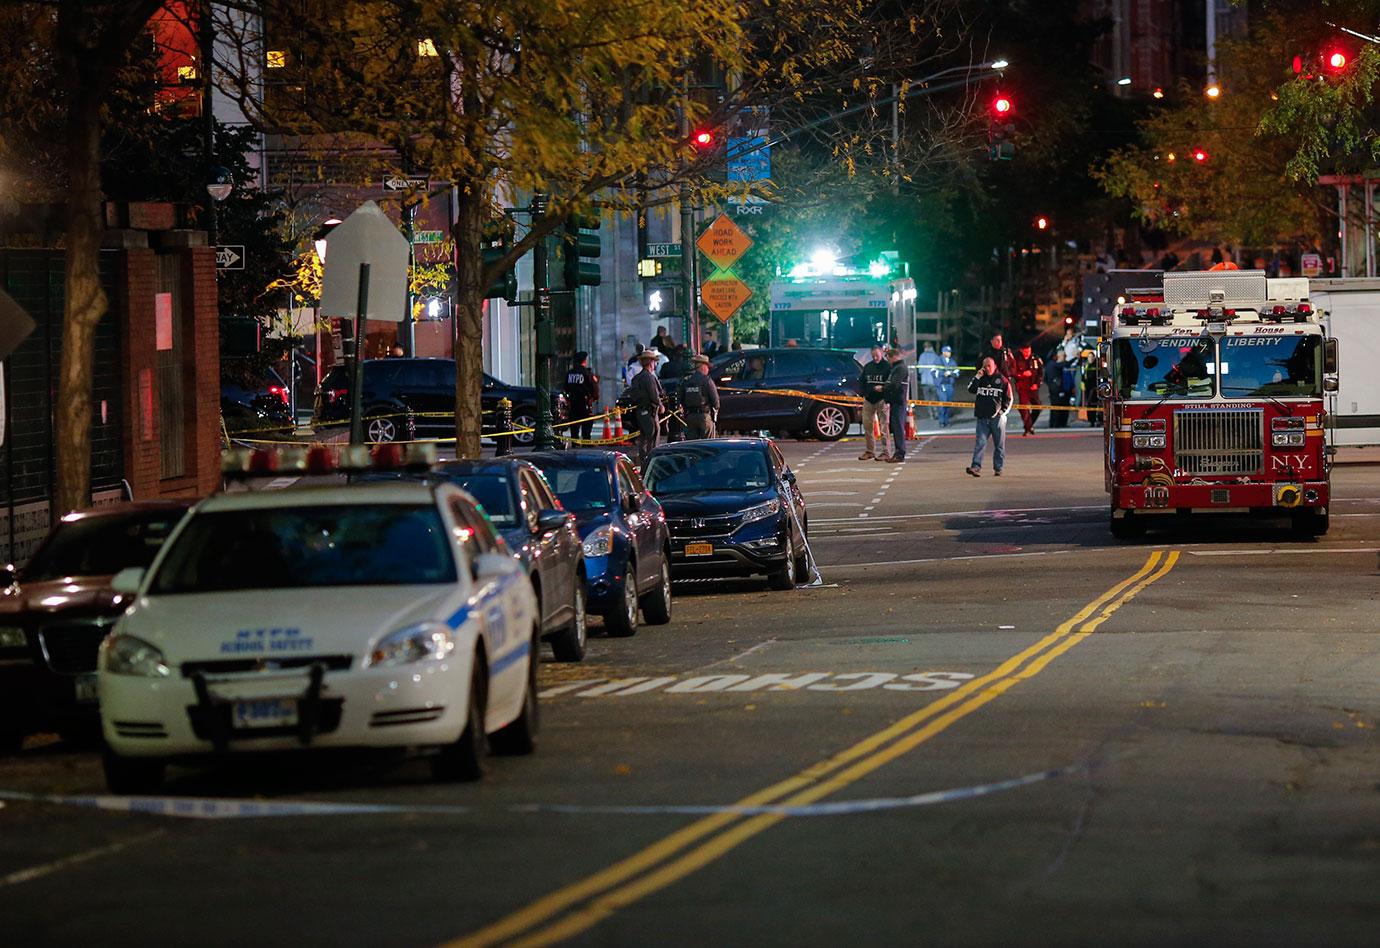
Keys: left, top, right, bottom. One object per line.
{"left": 1116, "top": 76, "right": 1132, "bottom": 86}
{"left": 1205, "top": 83, "right": 1222, "bottom": 98}
{"left": 206, "top": 166, "right": 233, "bottom": 203}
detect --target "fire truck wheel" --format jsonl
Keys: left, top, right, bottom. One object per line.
{"left": 1290, "top": 508, "right": 1329, "bottom": 538}
{"left": 1109, "top": 510, "right": 1146, "bottom": 540}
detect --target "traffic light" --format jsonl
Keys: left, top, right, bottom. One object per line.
{"left": 1035, "top": 215, "right": 1049, "bottom": 231}
{"left": 988, "top": 92, "right": 1015, "bottom": 160}
{"left": 1327, "top": 50, "right": 1349, "bottom": 72}
{"left": 1192, "top": 147, "right": 1209, "bottom": 163}
{"left": 481, "top": 217, "right": 518, "bottom": 301}
{"left": 561, "top": 211, "right": 602, "bottom": 288}
{"left": 692, "top": 129, "right": 715, "bottom": 149}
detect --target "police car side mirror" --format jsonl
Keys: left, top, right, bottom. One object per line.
{"left": 782, "top": 469, "right": 797, "bottom": 485}
{"left": 623, "top": 493, "right": 641, "bottom": 514}
{"left": 111, "top": 567, "right": 145, "bottom": 596}
{"left": 473, "top": 551, "right": 517, "bottom": 582}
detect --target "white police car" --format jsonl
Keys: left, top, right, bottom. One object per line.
{"left": 97, "top": 481, "right": 540, "bottom": 792}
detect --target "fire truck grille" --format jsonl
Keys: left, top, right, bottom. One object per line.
{"left": 1173, "top": 409, "right": 1264, "bottom": 476}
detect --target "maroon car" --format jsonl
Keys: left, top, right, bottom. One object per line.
{"left": 0, "top": 500, "right": 193, "bottom": 750}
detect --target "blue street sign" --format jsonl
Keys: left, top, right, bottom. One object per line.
{"left": 727, "top": 136, "right": 770, "bottom": 183}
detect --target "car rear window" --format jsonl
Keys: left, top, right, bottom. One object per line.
{"left": 149, "top": 505, "right": 455, "bottom": 594}
{"left": 533, "top": 464, "right": 614, "bottom": 511}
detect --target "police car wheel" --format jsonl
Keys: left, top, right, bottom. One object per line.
{"left": 491, "top": 627, "right": 540, "bottom": 756}
{"left": 605, "top": 566, "right": 639, "bottom": 638}
{"left": 433, "top": 663, "right": 486, "bottom": 781}
{"left": 102, "top": 748, "right": 165, "bottom": 795}
{"left": 768, "top": 536, "right": 797, "bottom": 590}
{"left": 810, "top": 404, "right": 848, "bottom": 441}
{"left": 550, "top": 583, "right": 587, "bottom": 662}
{"left": 640, "top": 557, "right": 673, "bottom": 625}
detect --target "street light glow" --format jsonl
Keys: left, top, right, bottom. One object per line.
{"left": 810, "top": 247, "right": 838, "bottom": 275}
{"left": 1152, "top": 86, "right": 1164, "bottom": 99}
{"left": 1205, "top": 83, "right": 1221, "bottom": 98}
{"left": 990, "top": 59, "right": 1009, "bottom": 70}
{"left": 1116, "top": 77, "right": 1131, "bottom": 86}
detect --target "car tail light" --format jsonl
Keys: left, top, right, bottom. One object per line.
{"left": 268, "top": 384, "right": 289, "bottom": 406}
{"left": 324, "top": 387, "right": 347, "bottom": 405}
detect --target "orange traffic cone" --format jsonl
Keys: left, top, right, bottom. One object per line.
{"left": 614, "top": 411, "right": 625, "bottom": 440}
{"left": 601, "top": 414, "right": 612, "bottom": 441}
{"left": 872, "top": 415, "right": 882, "bottom": 440}
{"left": 904, "top": 412, "right": 917, "bottom": 441}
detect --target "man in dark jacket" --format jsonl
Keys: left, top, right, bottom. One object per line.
{"left": 563, "top": 351, "right": 600, "bottom": 441}
{"left": 628, "top": 348, "right": 665, "bottom": 467}
{"left": 964, "top": 356, "right": 1013, "bottom": 477}
{"left": 1045, "top": 350, "right": 1072, "bottom": 429}
{"left": 983, "top": 332, "right": 1015, "bottom": 377}
{"left": 884, "top": 348, "right": 911, "bottom": 463}
{"left": 681, "top": 354, "right": 720, "bottom": 439}
{"left": 856, "top": 344, "right": 892, "bottom": 460}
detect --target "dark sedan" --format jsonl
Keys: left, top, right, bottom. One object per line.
{"left": 0, "top": 501, "right": 193, "bottom": 750}
{"left": 644, "top": 438, "right": 809, "bottom": 590}
{"left": 527, "top": 450, "right": 672, "bottom": 636}
{"left": 356, "top": 459, "right": 588, "bottom": 661}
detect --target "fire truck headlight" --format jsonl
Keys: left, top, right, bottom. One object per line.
{"left": 1132, "top": 434, "right": 1166, "bottom": 450}
{"left": 1272, "top": 432, "right": 1305, "bottom": 447}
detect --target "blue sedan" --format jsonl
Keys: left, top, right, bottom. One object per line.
{"left": 526, "top": 450, "right": 672, "bottom": 637}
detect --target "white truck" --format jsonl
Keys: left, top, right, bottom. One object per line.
{"left": 1309, "top": 278, "right": 1380, "bottom": 447}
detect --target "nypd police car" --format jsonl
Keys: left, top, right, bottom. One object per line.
{"left": 97, "top": 481, "right": 540, "bottom": 793}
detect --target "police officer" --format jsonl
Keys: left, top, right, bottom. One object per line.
{"left": 563, "top": 351, "right": 600, "bottom": 442}
{"left": 681, "top": 354, "right": 720, "bottom": 439}
{"left": 628, "top": 347, "right": 665, "bottom": 467}
{"left": 884, "top": 347, "right": 911, "bottom": 463}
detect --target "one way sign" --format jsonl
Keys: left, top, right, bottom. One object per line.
{"left": 382, "top": 175, "right": 429, "bottom": 192}
{"left": 215, "top": 245, "right": 245, "bottom": 270}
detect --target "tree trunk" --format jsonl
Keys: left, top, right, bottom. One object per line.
{"left": 452, "top": 186, "right": 484, "bottom": 459}
{"left": 54, "top": 94, "right": 108, "bottom": 513}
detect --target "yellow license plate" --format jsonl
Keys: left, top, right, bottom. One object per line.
{"left": 684, "top": 542, "right": 713, "bottom": 556}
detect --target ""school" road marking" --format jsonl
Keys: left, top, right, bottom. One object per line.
{"left": 537, "top": 671, "right": 974, "bottom": 699}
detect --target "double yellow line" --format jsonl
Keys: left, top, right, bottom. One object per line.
{"left": 447, "top": 550, "right": 1180, "bottom": 948}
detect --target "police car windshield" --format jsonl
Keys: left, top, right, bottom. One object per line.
{"left": 1113, "top": 336, "right": 1214, "bottom": 400}
{"left": 1218, "top": 335, "right": 1321, "bottom": 397}
{"left": 644, "top": 447, "right": 770, "bottom": 493}
{"left": 531, "top": 465, "right": 613, "bottom": 511}
{"left": 149, "top": 505, "right": 456, "bottom": 594}
{"left": 24, "top": 510, "right": 184, "bottom": 582}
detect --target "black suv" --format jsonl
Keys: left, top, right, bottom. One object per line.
{"left": 619, "top": 348, "right": 862, "bottom": 441}
{"left": 313, "top": 358, "right": 564, "bottom": 445}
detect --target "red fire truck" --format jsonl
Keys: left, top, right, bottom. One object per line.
{"left": 1101, "top": 270, "right": 1339, "bottom": 539}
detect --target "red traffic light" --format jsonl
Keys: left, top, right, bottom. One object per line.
{"left": 1292, "top": 55, "right": 1304, "bottom": 75}
{"left": 1192, "top": 148, "right": 1208, "bottom": 163}
{"left": 991, "top": 94, "right": 1013, "bottom": 116}
{"left": 1326, "top": 50, "right": 1348, "bottom": 71}
{"left": 691, "top": 129, "right": 715, "bottom": 149}
{"left": 1035, "top": 216, "right": 1049, "bottom": 230}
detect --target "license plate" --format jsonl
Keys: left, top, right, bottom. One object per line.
{"left": 232, "top": 698, "right": 298, "bottom": 730}
{"left": 74, "top": 673, "right": 98, "bottom": 703}
{"left": 684, "top": 542, "right": 713, "bottom": 556}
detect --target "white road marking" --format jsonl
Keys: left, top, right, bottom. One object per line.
{"left": 1187, "top": 547, "right": 1380, "bottom": 557}
{"left": 542, "top": 670, "right": 976, "bottom": 698}
{"left": 814, "top": 505, "right": 1104, "bottom": 524}
{"left": 810, "top": 502, "right": 868, "bottom": 509}
{"left": 808, "top": 491, "right": 861, "bottom": 497}
{"left": 0, "top": 831, "right": 165, "bottom": 888}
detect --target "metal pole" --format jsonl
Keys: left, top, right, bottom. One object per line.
{"left": 349, "top": 263, "right": 370, "bottom": 445}
{"left": 681, "top": 191, "right": 696, "bottom": 354}
{"left": 201, "top": 0, "right": 218, "bottom": 247}
{"left": 401, "top": 199, "right": 417, "bottom": 355}
{"left": 532, "top": 193, "right": 556, "bottom": 450}
{"left": 1205, "top": 0, "right": 1217, "bottom": 88}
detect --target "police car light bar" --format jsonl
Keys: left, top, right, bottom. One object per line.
{"left": 222, "top": 443, "right": 438, "bottom": 478}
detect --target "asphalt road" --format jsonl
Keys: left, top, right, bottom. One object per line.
{"left": 3, "top": 424, "right": 1378, "bottom": 946}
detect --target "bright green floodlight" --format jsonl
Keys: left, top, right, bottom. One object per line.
{"left": 868, "top": 259, "right": 890, "bottom": 279}
{"left": 810, "top": 247, "right": 837, "bottom": 274}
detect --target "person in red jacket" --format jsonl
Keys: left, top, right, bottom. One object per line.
{"left": 1009, "top": 342, "right": 1044, "bottom": 436}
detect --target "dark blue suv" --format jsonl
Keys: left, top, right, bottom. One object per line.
{"left": 644, "top": 438, "right": 809, "bottom": 590}
{"left": 526, "top": 450, "right": 673, "bottom": 636}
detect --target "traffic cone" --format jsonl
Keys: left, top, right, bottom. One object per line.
{"left": 614, "top": 411, "right": 625, "bottom": 440}
{"left": 905, "top": 412, "right": 917, "bottom": 441}
{"left": 872, "top": 415, "right": 881, "bottom": 440}
{"left": 601, "top": 414, "right": 612, "bottom": 442}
